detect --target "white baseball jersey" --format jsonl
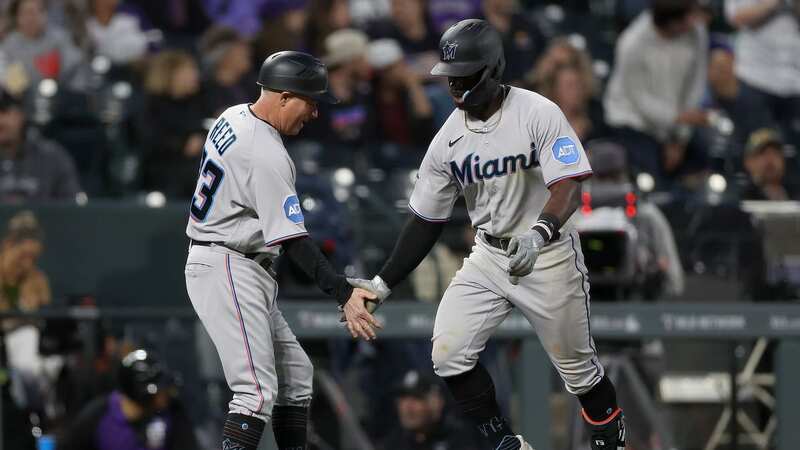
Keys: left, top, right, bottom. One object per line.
{"left": 408, "top": 87, "right": 592, "bottom": 237}
{"left": 186, "top": 104, "right": 308, "bottom": 257}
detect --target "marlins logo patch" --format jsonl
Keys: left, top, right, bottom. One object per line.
{"left": 283, "top": 195, "right": 304, "bottom": 224}
{"left": 552, "top": 136, "right": 580, "bottom": 165}
{"left": 442, "top": 41, "right": 458, "bottom": 61}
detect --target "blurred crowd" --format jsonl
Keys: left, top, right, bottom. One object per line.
{"left": 0, "top": 0, "right": 796, "bottom": 448}
{"left": 0, "top": 0, "right": 791, "bottom": 203}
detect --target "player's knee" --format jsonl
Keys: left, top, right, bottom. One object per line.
{"left": 431, "top": 337, "right": 475, "bottom": 378}
{"left": 557, "top": 362, "right": 604, "bottom": 395}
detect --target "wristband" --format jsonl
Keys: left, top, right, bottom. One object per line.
{"left": 532, "top": 213, "right": 561, "bottom": 244}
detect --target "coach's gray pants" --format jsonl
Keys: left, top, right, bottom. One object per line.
{"left": 185, "top": 245, "right": 313, "bottom": 421}
{"left": 432, "top": 229, "right": 604, "bottom": 395}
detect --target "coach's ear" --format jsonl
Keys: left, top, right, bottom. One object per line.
{"left": 280, "top": 92, "right": 291, "bottom": 106}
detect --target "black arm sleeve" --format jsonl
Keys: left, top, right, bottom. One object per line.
{"left": 378, "top": 214, "right": 445, "bottom": 288}
{"left": 282, "top": 236, "right": 353, "bottom": 304}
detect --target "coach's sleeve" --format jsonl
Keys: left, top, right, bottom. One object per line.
{"left": 533, "top": 100, "right": 593, "bottom": 187}
{"left": 408, "top": 137, "right": 459, "bottom": 222}
{"left": 252, "top": 151, "right": 309, "bottom": 247}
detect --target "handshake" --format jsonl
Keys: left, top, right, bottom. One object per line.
{"left": 339, "top": 275, "right": 392, "bottom": 341}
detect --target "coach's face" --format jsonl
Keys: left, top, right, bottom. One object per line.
{"left": 281, "top": 93, "right": 318, "bottom": 135}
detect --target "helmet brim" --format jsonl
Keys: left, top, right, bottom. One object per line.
{"left": 430, "top": 60, "right": 484, "bottom": 77}
{"left": 307, "top": 90, "right": 340, "bottom": 105}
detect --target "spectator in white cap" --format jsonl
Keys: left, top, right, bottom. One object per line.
{"left": 366, "top": 38, "right": 434, "bottom": 158}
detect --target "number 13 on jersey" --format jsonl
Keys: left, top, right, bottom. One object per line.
{"left": 190, "top": 150, "right": 225, "bottom": 222}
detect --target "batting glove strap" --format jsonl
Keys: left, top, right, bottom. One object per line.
{"left": 347, "top": 275, "right": 392, "bottom": 301}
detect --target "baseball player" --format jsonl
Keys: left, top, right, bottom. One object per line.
{"left": 185, "top": 51, "right": 379, "bottom": 450}
{"left": 347, "top": 20, "right": 626, "bottom": 450}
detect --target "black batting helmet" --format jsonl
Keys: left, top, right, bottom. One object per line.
{"left": 257, "top": 51, "right": 339, "bottom": 104}
{"left": 431, "top": 19, "right": 505, "bottom": 108}
{"left": 119, "top": 349, "right": 174, "bottom": 405}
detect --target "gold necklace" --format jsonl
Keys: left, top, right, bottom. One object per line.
{"left": 463, "top": 88, "right": 507, "bottom": 134}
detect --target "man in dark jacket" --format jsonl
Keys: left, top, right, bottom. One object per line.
{"left": 57, "top": 349, "right": 197, "bottom": 450}
{"left": 381, "top": 370, "right": 481, "bottom": 450}
{"left": 0, "top": 88, "right": 81, "bottom": 202}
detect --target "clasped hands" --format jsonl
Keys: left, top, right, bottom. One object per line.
{"left": 339, "top": 275, "right": 391, "bottom": 341}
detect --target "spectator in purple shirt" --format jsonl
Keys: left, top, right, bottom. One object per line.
{"left": 56, "top": 349, "right": 197, "bottom": 450}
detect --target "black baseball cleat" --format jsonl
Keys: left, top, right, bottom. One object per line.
{"left": 582, "top": 408, "right": 626, "bottom": 450}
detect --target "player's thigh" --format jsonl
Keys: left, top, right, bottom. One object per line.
{"left": 512, "top": 233, "right": 602, "bottom": 394}
{"left": 432, "top": 259, "right": 513, "bottom": 377}
{"left": 186, "top": 249, "right": 279, "bottom": 410}
{"left": 270, "top": 305, "right": 313, "bottom": 406}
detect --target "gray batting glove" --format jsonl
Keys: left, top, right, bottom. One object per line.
{"left": 339, "top": 275, "right": 392, "bottom": 321}
{"left": 505, "top": 230, "right": 545, "bottom": 283}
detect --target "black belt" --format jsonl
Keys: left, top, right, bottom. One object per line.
{"left": 483, "top": 233, "right": 511, "bottom": 251}
{"left": 190, "top": 240, "right": 275, "bottom": 275}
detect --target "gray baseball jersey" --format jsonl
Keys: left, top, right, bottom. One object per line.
{"left": 186, "top": 104, "right": 309, "bottom": 257}
{"left": 185, "top": 104, "right": 313, "bottom": 421}
{"left": 411, "top": 87, "right": 604, "bottom": 394}
{"left": 409, "top": 87, "right": 592, "bottom": 238}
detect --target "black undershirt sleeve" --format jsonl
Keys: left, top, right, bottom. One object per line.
{"left": 282, "top": 236, "right": 353, "bottom": 304}
{"left": 378, "top": 214, "right": 445, "bottom": 288}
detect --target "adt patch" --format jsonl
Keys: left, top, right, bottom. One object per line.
{"left": 283, "top": 195, "right": 304, "bottom": 224}
{"left": 552, "top": 136, "right": 580, "bottom": 165}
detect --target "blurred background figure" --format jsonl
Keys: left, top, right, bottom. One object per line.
{"left": 0, "top": 0, "right": 86, "bottom": 95}
{"left": 367, "top": 0, "right": 440, "bottom": 78}
{"left": 604, "top": 0, "right": 710, "bottom": 189}
{"left": 577, "top": 140, "right": 684, "bottom": 300}
{"left": 411, "top": 213, "right": 474, "bottom": 303}
{"left": 198, "top": 26, "right": 255, "bottom": 116}
{"left": 480, "top": 0, "right": 546, "bottom": 86}
{"left": 302, "top": 28, "right": 373, "bottom": 165}
{"left": 0, "top": 210, "right": 52, "bottom": 435}
{"left": 85, "top": 0, "right": 149, "bottom": 67}
{"left": 705, "top": 44, "right": 773, "bottom": 151}
{"left": 532, "top": 39, "right": 607, "bottom": 142}
{"left": 125, "top": 0, "right": 210, "bottom": 47}
{"left": 366, "top": 38, "right": 434, "bottom": 167}
{"left": 252, "top": 0, "right": 308, "bottom": 65}
{"left": 0, "top": 87, "right": 81, "bottom": 202}
{"left": 0, "top": 209, "right": 49, "bottom": 325}
{"left": 380, "top": 369, "right": 481, "bottom": 450}
{"left": 306, "top": 0, "right": 353, "bottom": 56}
{"left": 742, "top": 128, "right": 799, "bottom": 200}
{"left": 57, "top": 348, "right": 197, "bottom": 450}
{"left": 428, "top": 0, "right": 480, "bottom": 34}
{"left": 725, "top": 0, "right": 800, "bottom": 146}
{"left": 140, "top": 49, "right": 211, "bottom": 198}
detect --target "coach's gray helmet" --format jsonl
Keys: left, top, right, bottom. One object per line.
{"left": 431, "top": 19, "right": 505, "bottom": 108}
{"left": 257, "top": 51, "right": 339, "bottom": 104}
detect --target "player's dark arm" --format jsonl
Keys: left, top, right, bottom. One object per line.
{"left": 282, "top": 236, "right": 353, "bottom": 303}
{"left": 535, "top": 178, "right": 582, "bottom": 241}
{"left": 543, "top": 178, "right": 582, "bottom": 225}
{"left": 377, "top": 214, "right": 445, "bottom": 288}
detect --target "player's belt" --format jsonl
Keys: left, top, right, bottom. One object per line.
{"left": 190, "top": 240, "right": 276, "bottom": 277}
{"left": 482, "top": 233, "right": 511, "bottom": 251}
